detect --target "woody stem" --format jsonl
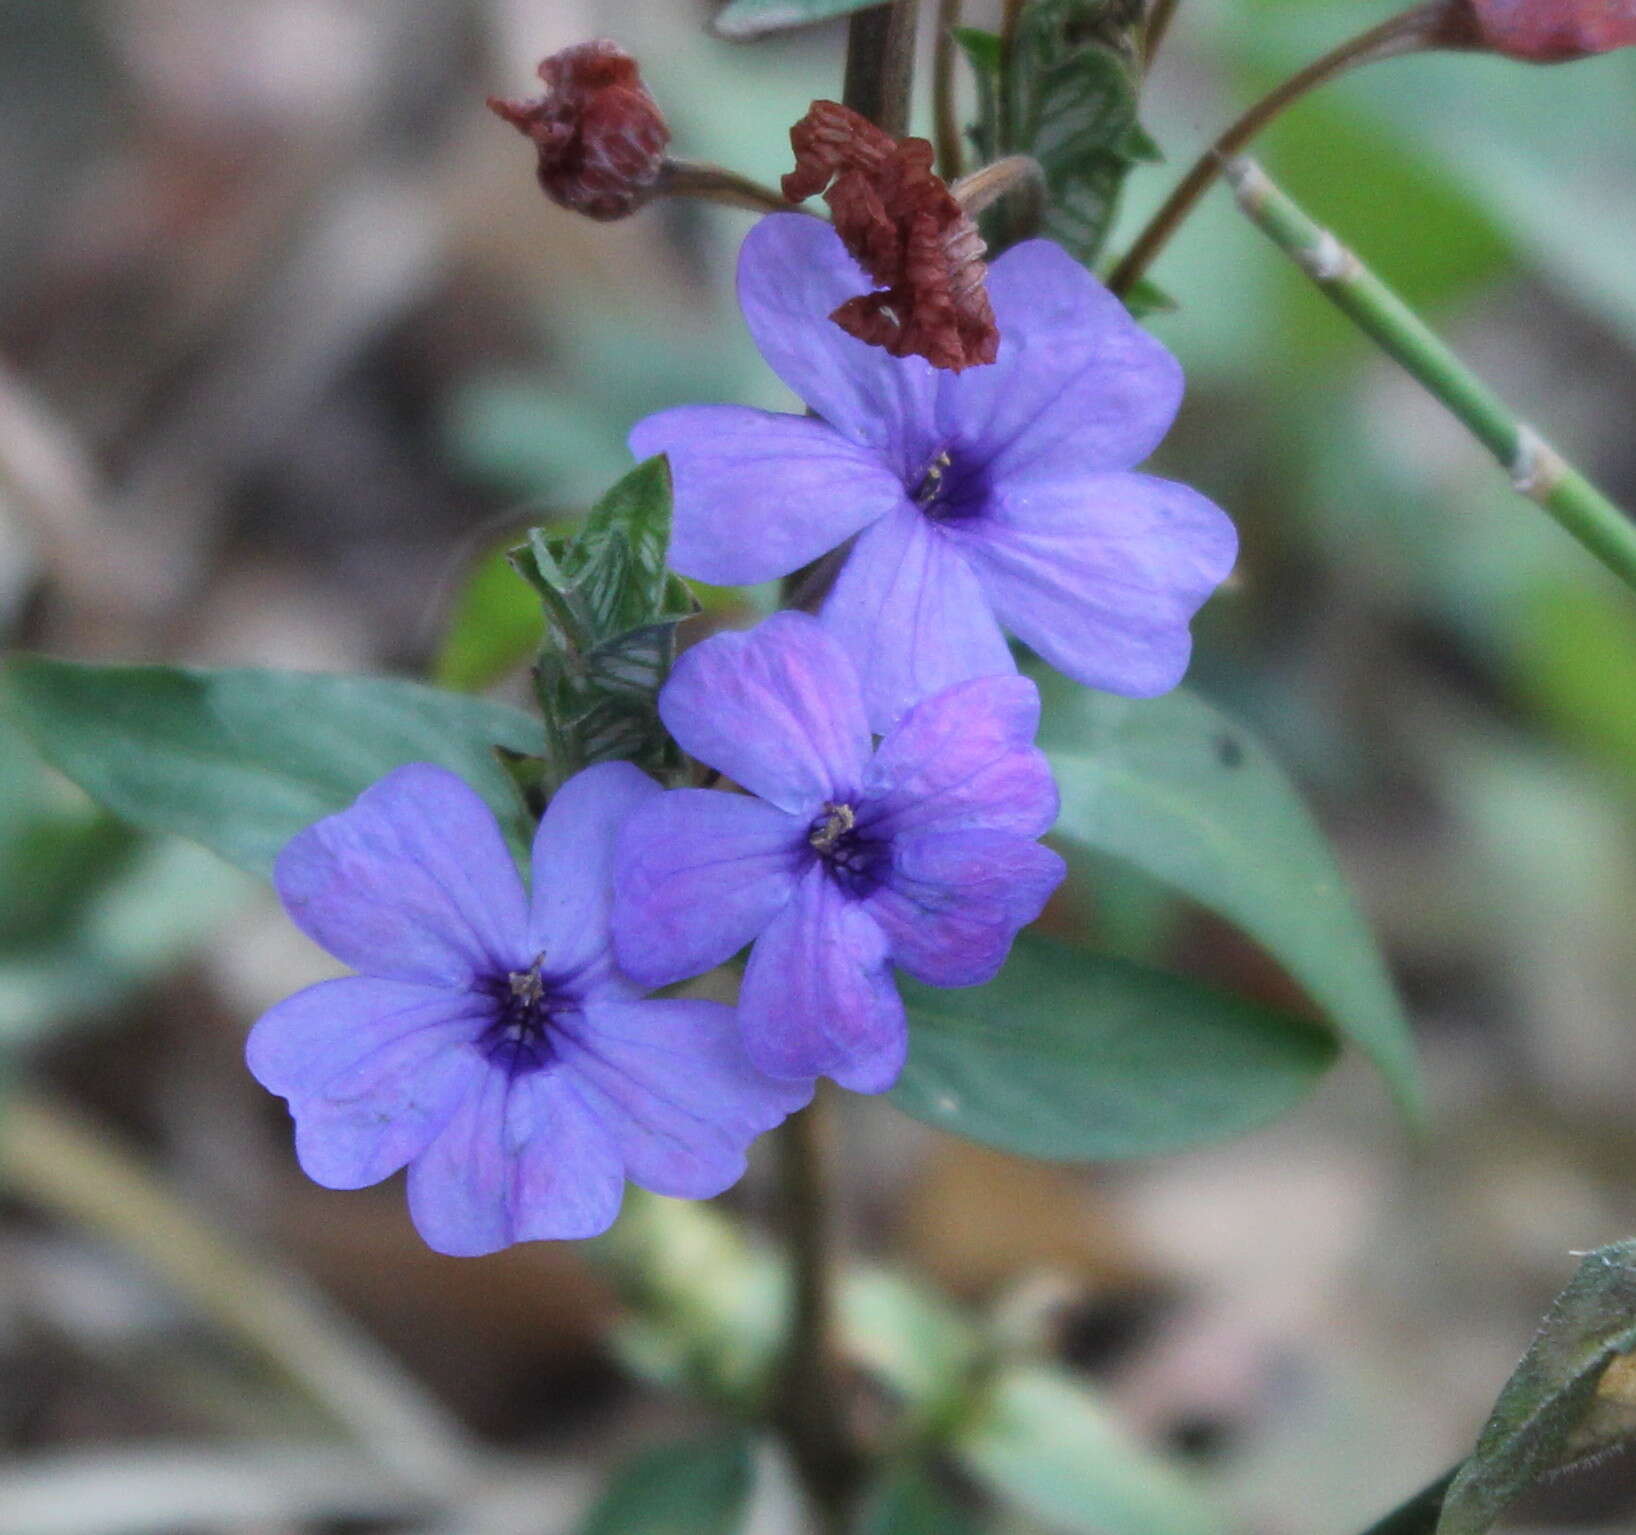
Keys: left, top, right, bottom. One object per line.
{"left": 842, "top": 0, "right": 920, "bottom": 139}
{"left": 771, "top": 1096, "right": 858, "bottom": 1533}
{"left": 1106, "top": 2, "right": 1443, "bottom": 298}
{"left": 769, "top": 22, "right": 920, "bottom": 1531}
{"left": 933, "top": 0, "right": 966, "bottom": 179}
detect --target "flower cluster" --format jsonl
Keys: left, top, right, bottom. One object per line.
{"left": 249, "top": 208, "right": 1237, "bottom": 1254}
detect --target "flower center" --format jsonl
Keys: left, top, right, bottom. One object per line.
{"left": 479, "top": 956, "right": 569, "bottom": 1077}
{"left": 910, "top": 448, "right": 987, "bottom": 520}
{"left": 809, "top": 802, "right": 888, "bottom": 898}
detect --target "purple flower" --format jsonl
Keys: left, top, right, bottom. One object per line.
{"left": 631, "top": 215, "right": 1238, "bottom": 731}
{"left": 247, "top": 761, "right": 809, "bottom": 1257}
{"left": 612, "top": 612, "right": 1065, "bottom": 1093}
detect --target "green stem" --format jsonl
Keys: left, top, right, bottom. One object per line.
{"left": 1107, "top": 3, "right": 1441, "bottom": 298}
{"left": 1226, "top": 157, "right": 1636, "bottom": 594}
{"left": 1356, "top": 1465, "right": 1459, "bottom": 1535}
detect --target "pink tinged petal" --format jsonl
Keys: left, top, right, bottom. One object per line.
{"left": 736, "top": 214, "right": 944, "bottom": 477}
{"left": 558, "top": 998, "right": 812, "bottom": 1199}
{"left": 866, "top": 830, "right": 1066, "bottom": 988}
{"left": 819, "top": 504, "right": 1015, "bottom": 734}
{"left": 937, "top": 239, "right": 1184, "bottom": 482}
{"left": 612, "top": 789, "right": 804, "bottom": 988}
{"left": 659, "top": 611, "right": 872, "bottom": 812}
{"left": 952, "top": 471, "right": 1238, "bottom": 698}
{"left": 246, "top": 977, "right": 491, "bottom": 1190}
{"left": 405, "top": 1068, "right": 625, "bottom": 1256}
{"left": 859, "top": 675, "right": 1058, "bottom": 840}
{"left": 527, "top": 760, "right": 661, "bottom": 994}
{"left": 738, "top": 865, "right": 908, "bottom": 1094}
{"left": 274, "top": 764, "right": 528, "bottom": 987}
{"left": 629, "top": 406, "right": 905, "bottom": 587}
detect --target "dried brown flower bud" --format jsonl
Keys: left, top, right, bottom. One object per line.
{"left": 1436, "top": 0, "right": 1636, "bottom": 58}
{"left": 487, "top": 40, "right": 670, "bottom": 221}
{"left": 783, "top": 100, "right": 998, "bottom": 373}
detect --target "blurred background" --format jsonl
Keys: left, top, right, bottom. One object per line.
{"left": 2, "top": 1, "right": 1636, "bottom": 1531}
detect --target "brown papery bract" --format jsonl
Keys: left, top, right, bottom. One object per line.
{"left": 487, "top": 39, "right": 670, "bottom": 221}
{"left": 784, "top": 101, "right": 999, "bottom": 373}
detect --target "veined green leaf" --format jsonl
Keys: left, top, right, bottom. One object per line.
{"left": 1001, "top": 0, "right": 1156, "bottom": 265}
{"left": 1039, "top": 677, "right": 1421, "bottom": 1119}
{"left": 510, "top": 457, "right": 697, "bottom": 787}
{"left": 895, "top": 937, "right": 1336, "bottom": 1160}
{"left": 7, "top": 660, "right": 542, "bottom": 877}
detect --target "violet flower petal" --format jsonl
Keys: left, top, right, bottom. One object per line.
{"left": 247, "top": 976, "right": 490, "bottom": 1189}
{"left": 274, "top": 763, "right": 528, "bottom": 987}
{"left": 951, "top": 470, "right": 1238, "bottom": 698}
{"left": 559, "top": 998, "right": 812, "bottom": 1199}
{"left": 659, "top": 611, "right": 871, "bottom": 812}
{"left": 612, "top": 788, "right": 804, "bottom": 987}
{"left": 820, "top": 503, "right": 1015, "bottom": 733}
{"left": 405, "top": 1068, "right": 625, "bottom": 1256}
{"left": 736, "top": 214, "right": 943, "bottom": 476}
{"left": 526, "top": 759, "right": 659, "bottom": 996}
{"left": 629, "top": 405, "right": 905, "bottom": 587}
{"left": 866, "top": 830, "right": 1066, "bottom": 987}
{"left": 738, "top": 864, "right": 907, "bottom": 1093}
{"left": 859, "top": 675, "right": 1058, "bottom": 840}
{"left": 938, "top": 239, "right": 1185, "bottom": 483}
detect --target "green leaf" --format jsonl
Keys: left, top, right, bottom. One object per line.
{"left": 955, "top": 1364, "right": 1223, "bottom": 1535}
{"left": 859, "top": 1465, "right": 981, "bottom": 1535}
{"left": 893, "top": 937, "right": 1336, "bottom": 1160}
{"left": 577, "top": 1433, "right": 754, "bottom": 1535}
{"left": 712, "top": 0, "right": 884, "bottom": 39}
{"left": 1438, "top": 1241, "right": 1636, "bottom": 1535}
{"left": 510, "top": 457, "right": 698, "bottom": 787}
{"left": 6, "top": 660, "right": 543, "bottom": 877}
{"left": 1002, "top": 0, "right": 1156, "bottom": 265}
{"left": 432, "top": 543, "right": 547, "bottom": 694}
{"left": 1039, "top": 679, "right": 1421, "bottom": 1119}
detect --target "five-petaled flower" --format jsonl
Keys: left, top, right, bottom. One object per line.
{"left": 247, "top": 762, "right": 808, "bottom": 1257}
{"left": 632, "top": 215, "right": 1238, "bottom": 733}
{"left": 612, "top": 612, "right": 1066, "bottom": 1093}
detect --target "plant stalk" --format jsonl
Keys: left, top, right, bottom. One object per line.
{"left": 659, "top": 159, "right": 794, "bottom": 214}
{"left": 1107, "top": 3, "right": 1442, "bottom": 297}
{"left": 1227, "top": 157, "right": 1636, "bottom": 594}
{"left": 1143, "top": 0, "right": 1185, "bottom": 62}
{"left": 933, "top": 0, "right": 966, "bottom": 179}
{"left": 781, "top": 0, "right": 920, "bottom": 616}
{"left": 771, "top": 1098, "right": 859, "bottom": 1533}
{"left": 842, "top": 0, "right": 920, "bottom": 139}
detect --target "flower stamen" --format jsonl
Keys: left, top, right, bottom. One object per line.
{"left": 809, "top": 801, "right": 856, "bottom": 852}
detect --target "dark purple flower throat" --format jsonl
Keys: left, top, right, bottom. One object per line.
{"left": 479, "top": 957, "right": 570, "bottom": 1077}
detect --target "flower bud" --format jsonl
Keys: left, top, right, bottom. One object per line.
{"left": 1439, "top": 0, "right": 1636, "bottom": 59}
{"left": 488, "top": 40, "right": 670, "bottom": 221}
